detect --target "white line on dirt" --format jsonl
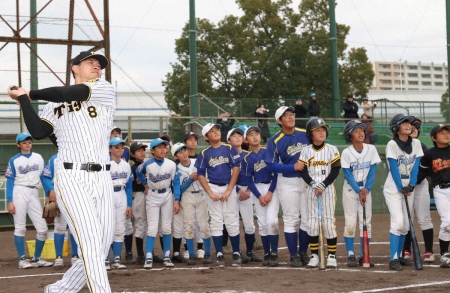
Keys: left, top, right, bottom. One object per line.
{"left": 344, "top": 280, "right": 450, "bottom": 293}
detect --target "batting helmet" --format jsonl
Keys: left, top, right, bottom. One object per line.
{"left": 344, "top": 120, "right": 367, "bottom": 142}
{"left": 306, "top": 117, "right": 329, "bottom": 140}
{"left": 390, "top": 114, "right": 415, "bottom": 135}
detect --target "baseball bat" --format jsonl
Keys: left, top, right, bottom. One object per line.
{"left": 404, "top": 194, "right": 423, "bottom": 270}
{"left": 318, "top": 195, "right": 326, "bottom": 270}
{"left": 362, "top": 203, "right": 371, "bottom": 268}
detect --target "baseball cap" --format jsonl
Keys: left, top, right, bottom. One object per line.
{"left": 109, "top": 137, "right": 126, "bottom": 146}
{"left": 226, "top": 127, "right": 244, "bottom": 141}
{"left": 347, "top": 94, "right": 354, "bottom": 98}
{"left": 71, "top": 51, "right": 108, "bottom": 69}
{"left": 310, "top": 93, "right": 316, "bottom": 98}
{"left": 362, "top": 97, "right": 368, "bottom": 101}
{"left": 412, "top": 118, "right": 422, "bottom": 129}
{"left": 297, "top": 98, "right": 302, "bottom": 101}
{"left": 430, "top": 124, "right": 450, "bottom": 138}
{"left": 183, "top": 132, "right": 200, "bottom": 142}
{"left": 150, "top": 138, "right": 169, "bottom": 149}
{"left": 244, "top": 126, "right": 261, "bottom": 139}
{"left": 160, "top": 134, "right": 172, "bottom": 142}
{"left": 130, "top": 141, "right": 147, "bottom": 153}
{"left": 171, "top": 142, "right": 187, "bottom": 157}
{"left": 111, "top": 125, "right": 121, "bottom": 134}
{"left": 16, "top": 132, "right": 32, "bottom": 143}
{"left": 275, "top": 106, "right": 295, "bottom": 120}
{"left": 202, "top": 123, "right": 221, "bottom": 136}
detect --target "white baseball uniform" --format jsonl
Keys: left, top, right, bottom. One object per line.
{"left": 37, "top": 78, "right": 116, "bottom": 293}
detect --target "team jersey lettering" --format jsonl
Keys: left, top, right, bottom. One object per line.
{"left": 350, "top": 161, "right": 371, "bottom": 171}
{"left": 149, "top": 173, "right": 171, "bottom": 182}
{"left": 397, "top": 154, "right": 417, "bottom": 166}
{"left": 111, "top": 171, "right": 129, "bottom": 180}
{"left": 208, "top": 156, "right": 229, "bottom": 168}
{"left": 253, "top": 160, "right": 267, "bottom": 173}
{"left": 286, "top": 143, "right": 308, "bottom": 156}
{"left": 18, "top": 164, "right": 40, "bottom": 174}
{"left": 53, "top": 101, "right": 83, "bottom": 118}
{"left": 432, "top": 158, "right": 450, "bottom": 172}
{"left": 311, "top": 160, "right": 329, "bottom": 167}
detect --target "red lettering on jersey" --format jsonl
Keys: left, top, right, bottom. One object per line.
{"left": 432, "top": 158, "right": 450, "bottom": 172}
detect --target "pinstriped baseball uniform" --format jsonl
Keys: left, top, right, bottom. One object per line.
{"left": 299, "top": 143, "right": 340, "bottom": 239}
{"left": 39, "top": 78, "right": 116, "bottom": 293}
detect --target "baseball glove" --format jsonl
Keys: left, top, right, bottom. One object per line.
{"left": 42, "top": 201, "right": 60, "bottom": 219}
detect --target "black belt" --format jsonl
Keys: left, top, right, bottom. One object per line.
{"left": 439, "top": 183, "right": 450, "bottom": 189}
{"left": 64, "top": 162, "right": 110, "bottom": 172}
{"left": 357, "top": 181, "right": 364, "bottom": 187}
{"left": 191, "top": 190, "right": 201, "bottom": 194}
{"left": 151, "top": 188, "right": 167, "bottom": 194}
{"left": 401, "top": 174, "right": 409, "bottom": 179}
{"left": 25, "top": 185, "right": 37, "bottom": 189}
{"left": 209, "top": 182, "right": 227, "bottom": 186}
{"left": 261, "top": 181, "right": 271, "bottom": 184}
{"left": 238, "top": 184, "right": 248, "bottom": 187}
{"left": 114, "top": 187, "right": 123, "bottom": 192}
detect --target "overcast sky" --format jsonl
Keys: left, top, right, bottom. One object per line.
{"left": 0, "top": 0, "right": 447, "bottom": 93}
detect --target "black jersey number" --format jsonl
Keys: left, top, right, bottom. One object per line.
{"left": 322, "top": 170, "right": 326, "bottom": 175}
{"left": 87, "top": 106, "right": 98, "bottom": 118}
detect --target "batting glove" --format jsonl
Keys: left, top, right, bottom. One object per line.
{"left": 315, "top": 182, "right": 326, "bottom": 191}
{"left": 408, "top": 184, "right": 415, "bottom": 192}
{"left": 400, "top": 186, "right": 410, "bottom": 195}
{"left": 309, "top": 181, "right": 317, "bottom": 188}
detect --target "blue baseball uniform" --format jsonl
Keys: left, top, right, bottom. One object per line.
{"left": 265, "top": 128, "right": 310, "bottom": 259}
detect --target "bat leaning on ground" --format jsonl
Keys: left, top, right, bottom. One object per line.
{"left": 318, "top": 194, "right": 326, "bottom": 270}
{"left": 362, "top": 203, "right": 371, "bottom": 268}
{"left": 404, "top": 194, "right": 423, "bottom": 270}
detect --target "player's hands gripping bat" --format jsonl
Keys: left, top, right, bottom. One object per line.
{"left": 318, "top": 194, "right": 326, "bottom": 270}
{"left": 362, "top": 203, "right": 371, "bottom": 268}
{"left": 404, "top": 194, "right": 423, "bottom": 270}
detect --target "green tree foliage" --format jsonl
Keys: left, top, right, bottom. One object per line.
{"left": 163, "top": 0, "right": 374, "bottom": 118}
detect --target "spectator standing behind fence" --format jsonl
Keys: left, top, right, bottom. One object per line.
{"left": 294, "top": 98, "right": 308, "bottom": 128}
{"left": 361, "top": 114, "right": 375, "bottom": 144}
{"left": 255, "top": 104, "right": 271, "bottom": 143}
{"left": 308, "top": 93, "right": 321, "bottom": 117}
{"left": 362, "top": 97, "right": 377, "bottom": 121}
{"left": 217, "top": 112, "right": 235, "bottom": 142}
{"left": 343, "top": 94, "right": 359, "bottom": 123}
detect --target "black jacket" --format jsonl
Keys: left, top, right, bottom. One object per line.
{"left": 343, "top": 101, "right": 359, "bottom": 118}
{"left": 308, "top": 100, "right": 321, "bottom": 117}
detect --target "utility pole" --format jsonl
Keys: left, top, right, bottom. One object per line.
{"left": 189, "top": 0, "right": 199, "bottom": 116}
{"left": 30, "top": 0, "right": 39, "bottom": 113}
{"left": 447, "top": 0, "right": 450, "bottom": 121}
{"left": 329, "top": 0, "right": 340, "bottom": 118}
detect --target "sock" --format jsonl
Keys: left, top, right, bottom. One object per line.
{"left": 184, "top": 243, "right": 188, "bottom": 251}
{"left": 162, "top": 234, "right": 172, "bottom": 257}
{"left": 390, "top": 233, "right": 400, "bottom": 260}
{"left": 261, "top": 235, "right": 270, "bottom": 254}
{"left": 113, "top": 241, "right": 123, "bottom": 259}
{"left": 327, "top": 237, "right": 337, "bottom": 256}
{"left": 159, "top": 236, "right": 164, "bottom": 256}
{"left": 359, "top": 237, "right": 371, "bottom": 258}
{"left": 203, "top": 237, "right": 211, "bottom": 254}
{"left": 245, "top": 233, "right": 255, "bottom": 253}
{"left": 213, "top": 236, "right": 223, "bottom": 254}
{"left": 145, "top": 236, "right": 156, "bottom": 257}
{"left": 53, "top": 233, "right": 64, "bottom": 257}
{"left": 222, "top": 225, "right": 229, "bottom": 246}
{"left": 403, "top": 230, "right": 411, "bottom": 252}
{"left": 270, "top": 234, "right": 279, "bottom": 254}
{"left": 285, "top": 232, "right": 298, "bottom": 257}
{"left": 309, "top": 235, "right": 319, "bottom": 255}
{"left": 136, "top": 237, "right": 144, "bottom": 256}
{"left": 186, "top": 238, "right": 195, "bottom": 255}
{"left": 439, "top": 238, "right": 450, "bottom": 255}
{"left": 124, "top": 234, "right": 133, "bottom": 254}
{"left": 398, "top": 234, "right": 406, "bottom": 258}
{"left": 422, "top": 228, "right": 434, "bottom": 252}
{"left": 14, "top": 235, "right": 25, "bottom": 259}
{"left": 299, "top": 229, "right": 309, "bottom": 253}
{"left": 70, "top": 233, "right": 78, "bottom": 257}
{"left": 197, "top": 242, "right": 204, "bottom": 250}
{"left": 172, "top": 237, "right": 182, "bottom": 253}
{"left": 34, "top": 239, "right": 46, "bottom": 260}
{"left": 229, "top": 234, "right": 240, "bottom": 253}
{"left": 344, "top": 236, "right": 354, "bottom": 256}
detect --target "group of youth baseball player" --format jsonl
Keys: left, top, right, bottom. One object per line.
{"left": 5, "top": 51, "right": 450, "bottom": 293}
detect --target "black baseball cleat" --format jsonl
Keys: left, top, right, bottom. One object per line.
{"left": 389, "top": 259, "right": 403, "bottom": 271}
{"left": 290, "top": 253, "right": 302, "bottom": 267}
{"left": 136, "top": 255, "right": 145, "bottom": 265}
{"left": 262, "top": 253, "right": 270, "bottom": 266}
{"left": 247, "top": 250, "right": 263, "bottom": 262}
{"left": 269, "top": 253, "right": 279, "bottom": 267}
{"left": 153, "top": 255, "right": 164, "bottom": 263}
{"left": 187, "top": 255, "right": 196, "bottom": 265}
{"left": 300, "top": 252, "right": 310, "bottom": 266}
{"left": 399, "top": 257, "right": 414, "bottom": 266}
{"left": 171, "top": 254, "right": 184, "bottom": 263}
{"left": 347, "top": 254, "right": 358, "bottom": 267}
{"left": 203, "top": 253, "right": 212, "bottom": 265}
{"left": 126, "top": 252, "right": 136, "bottom": 264}
{"left": 358, "top": 257, "right": 374, "bottom": 267}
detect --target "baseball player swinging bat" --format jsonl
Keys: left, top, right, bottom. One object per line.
{"left": 362, "top": 203, "right": 371, "bottom": 268}
{"left": 404, "top": 194, "right": 423, "bottom": 270}
{"left": 318, "top": 195, "right": 326, "bottom": 270}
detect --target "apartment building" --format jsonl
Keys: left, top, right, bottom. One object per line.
{"left": 372, "top": 61, "right": 448, "bottom": 91}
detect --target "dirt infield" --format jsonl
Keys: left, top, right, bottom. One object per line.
{"left": 1, "top": 212, "right": 450, "bottom": 293}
